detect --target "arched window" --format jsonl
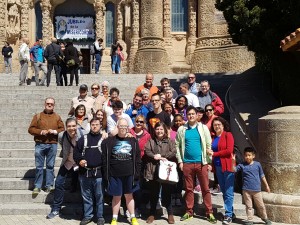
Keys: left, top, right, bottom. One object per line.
{"left": 106, "top": 2, "right": 115, "bottom": 47}
{"left": 171, "top": 0, "right": 188, "bottom": 32}
{"left": 35, "top": 1, "right": 43, "bottom": 39}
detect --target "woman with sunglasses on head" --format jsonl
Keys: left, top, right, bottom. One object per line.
{"left": 174, "top": 95, "right": 188, "bottom": 121}
{"left": 144, "top": 122, "right": 177, "bottom": 224}
{"left": 202, "top": 104, "right": 218, "bottom": 131}
{"left": 127, "top": 115, "right": 151, "bottom": 217}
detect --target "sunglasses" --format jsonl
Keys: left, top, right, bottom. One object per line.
{"left": 136, "top": 120, "right": 144, "bottom": 124}
{"left": 188, "top": 77, "right": 195, "bottom": 79}
{"left": 205, "top": 109, "right": 213, "bottom": 112}
{"left": 46, "top": 103, "right": 54, "bottom": 106}
{"left": 92, "top": 87, "right": 99, "bottom": 90}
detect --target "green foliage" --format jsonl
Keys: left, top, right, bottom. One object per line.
{"left": 216, "top": 0, "right": 300, "bottom": 104}
{"left": 215, "top": 0, "right": 300, "bottom": 56}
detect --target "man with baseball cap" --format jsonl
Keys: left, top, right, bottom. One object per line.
{"left": 68, "top": 84, "right": 95, "bottom": 118}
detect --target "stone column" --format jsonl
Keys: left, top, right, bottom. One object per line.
{"left": 133, "top": 0, "right": 171, "bottom": 73}
{"left": 186, "top": 0, "right": 197, "bottom": 64}
{"left": 40, "top": 0, "right": 52, "bottom": 45}
{"left": 20, "top": 0, "right": 30, "bottom": 38}
{"left": 94, "top": 0, "right": 105, "bottom": 39}
{"left": 0, "top": 0, "right": 6, "bottom": 72}
{"left": 191, "top": 0, "right": 255, "bottom": 73}
{"left": 163, "top": 0, "right": 172, "bottom": 64}
{"left": 127, "top": 0, "right": 139, "bottom": 73}
{"left": 258, "top": 106, "right": 300, "bottom": 224}
{"left": 116, "top": 0, "right": 123, "bottom": 41}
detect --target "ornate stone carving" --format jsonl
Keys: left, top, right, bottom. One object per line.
{"left": 163, "top": 0, "right": 170, "bottom": 38}
{"left": 124, "top": 3, "right": 131, "bottom": 27}
{"left": 196, "top": 36, "right": 234, "bottom": 48}
{"left": 116, "top": 0, "right": 123, "bottom": 40}
{"left": 138, "top": 37, "right": 165, "bottom": 49}
{"left": 131, "top": 0, "right": 139, "bottom": 38}
{"left": 20, "top": 0, "right": 29, "bottom": 38}
{"left": 94, "top": 0, "right": 105, "bottom": 39}
{"left": 6, "top": 3, "right": 21, "bottom": 42}
{"left": 40, "top": 0, "right": 52, "bottom": 44}
{"left": 198, "top": 0, "right": 215, "bottom": 37}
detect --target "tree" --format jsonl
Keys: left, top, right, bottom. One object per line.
{"left": 216, "top": 0, "right": 300, "bottom": 104}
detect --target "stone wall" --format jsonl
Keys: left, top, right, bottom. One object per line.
{"left": 258, "top": 106, "right": 300, "bottom": 224}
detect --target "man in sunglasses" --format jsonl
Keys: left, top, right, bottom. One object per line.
{"left": 187, "top": 73, "right": 200, "bottom": 95}
{"left": 125, "top": 93, "right": 150, "bottom": 124}
{"left": 28, "top": 97, "right": 65, "bottom": 195}
{"left": 91, "top": 83, "right": 106, "bottom": 112}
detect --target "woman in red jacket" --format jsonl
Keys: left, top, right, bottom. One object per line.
{"left": 207, "top": 117, "right": 235, "bottom": 225}
{"left": 129, "top": 115, "right": 151, "bottom": 217}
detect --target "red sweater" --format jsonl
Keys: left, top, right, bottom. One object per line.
{"left": 212, "top": 131, "right": 234, "bottom": 172}
{"left": 130, "top": 128, "right": 151, "bottom": 158}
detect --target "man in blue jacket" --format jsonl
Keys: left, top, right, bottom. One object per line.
{"left": 30, "top": 39, "right": 47, "bottom": 86}
{"left": 125, "top": 93, "right": 150, "bottom": 124}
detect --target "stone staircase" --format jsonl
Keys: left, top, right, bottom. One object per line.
{"left": 0, "top": 72, "right": 245, "bottom": 216}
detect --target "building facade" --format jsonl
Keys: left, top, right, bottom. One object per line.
{"left": 0, "top": 0, "right": 255, "bottom": 74}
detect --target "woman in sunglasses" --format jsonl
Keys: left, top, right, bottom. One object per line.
{"left": 202, "top": 104, "right": 218, "bottom": 131}
{"left": 129, "top": 115, "right": 151, "bottom": 217}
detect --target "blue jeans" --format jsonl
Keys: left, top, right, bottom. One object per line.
{"left": 111, "top": 55, "right": 121, "bottom": 74}
{"left": 34, "top": 143, "right": 57, "bottom": 189}
{"left": 95, "top": 53, "right": 102, "bottom": 73}
{"left": 215, "top": 166, "right": 235, "bottom": 217}
{"left": 79, "top": 175, "right": 104, "bottom": 220}
{"left": 52, "top": 166, "right": 72, "bottom": 211}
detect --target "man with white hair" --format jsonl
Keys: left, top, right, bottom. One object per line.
{"left": 102, "top": 118, "right": 141, "bottom": 225}
{"left": 44, "top": 37, "right": 63, "bottom": 87}
{"left": 18, "top": 37, "right": 30, "bottom": 86}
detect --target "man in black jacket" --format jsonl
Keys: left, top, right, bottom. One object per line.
{"left": 73, "top": 118, "right": 105, "bottom": 225}
{"left": 44, "top": 37, "right": 63, "bottom": 87}
{"left": 102, "top": 118, "right": 141, "bottom": 225}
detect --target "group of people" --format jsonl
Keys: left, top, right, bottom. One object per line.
{"left": 17, "top": 37, "right": 82, "bottom": 87}
{"left": 91, "top": 38, "right": 124, "bottom": 74}
{"left": 28, "top": 73, "right": 272, "bottom": 225}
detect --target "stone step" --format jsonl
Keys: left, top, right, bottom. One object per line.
{"left": 0, "top": 141, "right": 35, "bottom": 150}
{"left": 0, "top": 190, "right": 82, "bottom": 204}
{"left": 0, "top": 148, "right": 61, "bottom": 157}
{"left": 0, "top": 158, "right": 62, "bottom": 168}
{"left": 0, "top": 167, "right": 61, "bottom": 178}
{"left": 0, "top": 202, "right": 83, "bottom": 215}
{"left": 0, "top": 192, "right": 246, "bottom": 216}
{"left": 0, "top": 178, "right": 35, "bottom": 190}
{"left": 0, "top": 134, "right": 35, "bottom": 141}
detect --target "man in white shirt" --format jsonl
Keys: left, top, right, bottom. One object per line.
{"left": 179, "top": 83, "right": 200, "bottom": 107}
{"left": 18, "top": 37, "right": 30, "bottom": 86}
{"left": 94, "top": 38, "right": 104, "bottom": 74}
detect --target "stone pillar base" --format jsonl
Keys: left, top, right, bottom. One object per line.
{"left": 191, "top": 44, "right": 255, "bottom": 73}
{"left": 263, "top": 192, "right": 300, "bottom": 224}
{"left": 133, "top": 37, "right": 171, "bottom": 73}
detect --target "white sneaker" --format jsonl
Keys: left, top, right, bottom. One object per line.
{"left": 125, "top": 210, "right": 130, "bottom": 218}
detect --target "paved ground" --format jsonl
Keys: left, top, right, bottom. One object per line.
{"left": 0, "top": 214, "right": 292, "bottom": 225}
